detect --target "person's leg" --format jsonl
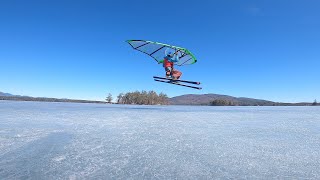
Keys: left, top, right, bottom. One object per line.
{"left": 165, "top": 67, "right": 172, "bottom": 78}
{"left": 172, "top": 69, "right": 182, "bottom": 80}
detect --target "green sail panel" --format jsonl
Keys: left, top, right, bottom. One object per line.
{"left": 126, "top": 40, "right": 197, "bottom": 66}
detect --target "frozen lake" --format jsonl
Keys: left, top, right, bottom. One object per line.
{"left": 0, "top": 100, "right": 320, "bottom": 179}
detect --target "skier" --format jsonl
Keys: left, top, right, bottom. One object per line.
{"left": 163, "top": 51, "right": 182, "bottom": 80}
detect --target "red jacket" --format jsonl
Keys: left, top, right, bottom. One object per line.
{"left": 163, "top": 58, "right": 174, "bottom": 68}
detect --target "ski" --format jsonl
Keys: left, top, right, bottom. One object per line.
{"left": 154, "top": 79, "right": 202, "bottom": 90}
{"left": 153, "top": 76, "right": 200, "bottom": 85}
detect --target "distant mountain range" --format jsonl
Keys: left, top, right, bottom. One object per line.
{"left": 0, "top": 92, "right": 14, "bottom": 96}
{"left": 0, "top": 91, "right": 315, "bottom": 106}
{"left": 169, "top": 94, "right": 315, "bottom": 106}
{"left": 0, "top": 91, "right": 105, "bottom": 104}
{"left": 169, "top": 94, "right": 277, "bottom": 106}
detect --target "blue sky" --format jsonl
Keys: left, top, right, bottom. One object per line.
{"left": 0, "top": 0, "right": 319, "bottom": 102}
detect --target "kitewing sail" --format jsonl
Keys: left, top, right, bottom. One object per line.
{"left": 126, "top": 40, "right": 197, "bottom": 66}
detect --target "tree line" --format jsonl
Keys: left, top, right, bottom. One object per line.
{"left": 210, "top": 98, "right": 319, "bottom": 106}
{"left": 210, "top": 99, "right": 238, "bottom": 106}
{"left": 210, "top": 98, "right": 278, "bottom": 106}
{"left": 0, "top": 96, "right": 105, "bottom": 104}
{"left": 106, "top": 91, "right": 169, "bottom": 105}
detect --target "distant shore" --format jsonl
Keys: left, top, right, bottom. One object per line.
{"left": 0, "top": 96, "right": 107, "bottom": 104}
{"left": 1, "top": 95, "right": 318, "bottom": 106}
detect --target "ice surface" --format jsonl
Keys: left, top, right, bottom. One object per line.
{"left": 0, "top": 101, "right": 320, "bottom": 179}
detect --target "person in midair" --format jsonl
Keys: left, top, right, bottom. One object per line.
{"left": 162, "top": 51, "right": 182, "bottom": 80}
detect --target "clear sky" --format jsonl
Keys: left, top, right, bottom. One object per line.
{"left": 1, "top": 0, "right": 319, "bottom": 102}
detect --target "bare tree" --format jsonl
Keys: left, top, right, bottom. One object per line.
{"left": 148, "top": 90, "right": 157, "bottom": 105}
{"left": 117, "top": 93, "right": 124, "bottom": 104}
{"left": 159, "top": 92, "right": 169, "bottom": 105}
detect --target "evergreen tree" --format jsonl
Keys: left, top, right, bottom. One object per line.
{"left": 106, "top": 93, "right": 113, "bottom": 103}
{"left": 312, "top": 99, "right": 317, "bottom": 106}
{"left": 210, "top": 99, "right": 233, "bottom": 106}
